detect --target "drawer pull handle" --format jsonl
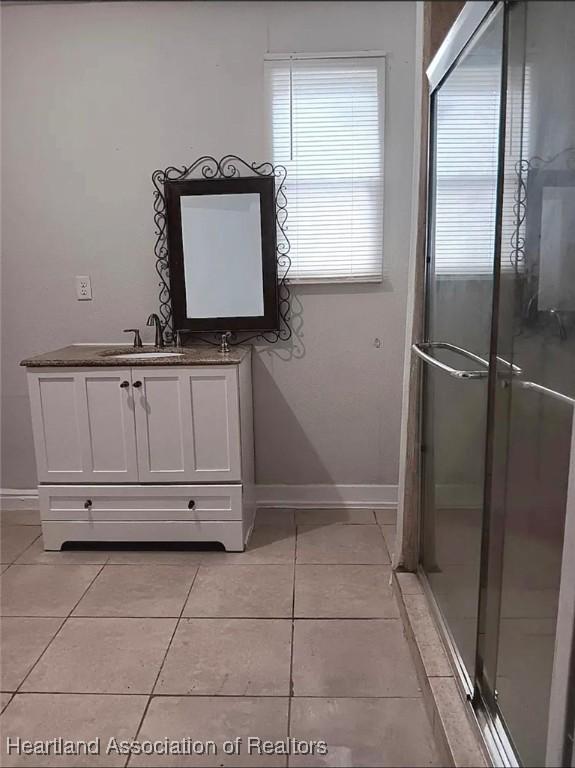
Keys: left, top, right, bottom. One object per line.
{"left": 188, "top": 500, "right": 196, "bottom": 510}
{"left": 133, "top": 381, "right": 142, "bottom": 388}
{"left": 120, "top": 380, "right": 130, "bottom": 388}
{"left": 84, "top": 499, "right": 93, "bottom": 509}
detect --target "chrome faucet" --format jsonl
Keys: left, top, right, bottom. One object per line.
{"left": 146, "top": 313, "right": 164, "bottom": 348}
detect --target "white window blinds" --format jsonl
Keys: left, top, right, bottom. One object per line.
{"left": 434, "top": 65, "right": 502, "bottom": 276}
{"left": 434, "top": 62, "right": 530, "bottom": 277}
{"left": 265, "top": 56, "right": 385, "bottom": 282}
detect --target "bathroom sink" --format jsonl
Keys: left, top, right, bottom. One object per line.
{"left": 112, "top": 351, "right": 184, "bottom": 359}
{"left": 99, "top": 348, "right": 184, "bottom": 360}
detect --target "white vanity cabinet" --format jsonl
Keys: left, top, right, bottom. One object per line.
{"left": 24, "top": 347, "right": 255, "bottom": 551}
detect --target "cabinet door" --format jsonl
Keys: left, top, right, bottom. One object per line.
{"left": 133, "top": 367, "right": 241, "bottom": 482}
{"left": 28, "top": 369, "right": 138, "bottom": 483}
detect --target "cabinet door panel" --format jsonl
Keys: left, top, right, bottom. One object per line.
{"left": 191, "top": 375, "right": 234, "bottom": 472}
{"left": 28, "top": 369, "right": 138, "bottom": 483}
{"left": 134, "top": 367, "right": 241, "bottom": 482}
{"left": 140, "top": 376, "right": 185, "bottom": 473}
{"left": 78, "top": 371, "right": 138, "bottom": 481}
{"left": 29, "top": 374, "right": 84, "bottom": 479}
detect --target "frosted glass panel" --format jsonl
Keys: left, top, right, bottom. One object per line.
{"left": 181, "top": 193, "right": 264, "bottom": 318}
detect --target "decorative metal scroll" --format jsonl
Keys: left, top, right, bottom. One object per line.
{"left": 512, "top": 146, "right": 575, "bottom": 336}
{"left": 512, "top": 146, "right": 575, "bottom": 272}
{"left": 152, "top": 154, "right": 291, "bottom": 345}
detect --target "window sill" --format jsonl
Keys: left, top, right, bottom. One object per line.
{"left": 285, "top": 275, "right": 385, "bottom": 286}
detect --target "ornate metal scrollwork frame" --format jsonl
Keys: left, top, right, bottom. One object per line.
{"left": 152, "top": 154, "right": 291, "bottom": 345}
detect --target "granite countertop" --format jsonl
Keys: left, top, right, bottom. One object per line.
{"left": 21, "top": 344, "right": 250, "bottom": 367}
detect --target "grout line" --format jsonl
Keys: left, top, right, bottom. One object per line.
{"left": 1, "top": 614, "right": 402, "bottom": 622}
{"left": 3, "top": 691, "right": 426, "bottom": 700}
{"left": 287, "top": 525, "right": 298, "bottom": 735}
{"left": 10, "top": 562, "right": 111, "bottom": 567}
{"left": 0, "top": 692, "right": 14, "bottom": 714}
{"left": 2, "top": 530, "right": 43, "bottom": 568}
{"left": 13, "top": 563, "right": 107, "bottom": 694}
{"left": 125, "top": 565, "right": 202, "bottom": 768}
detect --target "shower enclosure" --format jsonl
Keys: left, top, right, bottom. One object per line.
{"left": 415, "top": 2, "right": 575, "bottom": 765}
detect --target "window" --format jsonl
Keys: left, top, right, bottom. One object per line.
{"left": 265, "top": 54, "right": 385, "bottom": 283}
{"left": 433, "top": 61, "right": 530, "bottom": 277}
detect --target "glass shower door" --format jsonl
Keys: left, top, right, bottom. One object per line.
{"left": 418, "top": 3, "right": 505, "bottom": 685}
{"left": 479, "top": 2, "right": 575, "bottom": 764}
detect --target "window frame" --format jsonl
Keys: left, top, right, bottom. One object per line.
{"left": 264, "top": 51, "right": 387, "bottom": 285}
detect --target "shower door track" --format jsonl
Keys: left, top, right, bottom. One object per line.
{"left": 417, "top": 565, "right": 520, "bottom": 768}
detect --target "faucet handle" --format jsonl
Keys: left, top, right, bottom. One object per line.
{"left": 123, "top": 328, "right": 143, "bottom": 348}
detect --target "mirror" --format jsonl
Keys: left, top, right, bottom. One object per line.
{"left": 164, "top": 176, "right": 279, "bottom": 334}
{"left": 526, "top": 169, "right": 575, "bottom": 312}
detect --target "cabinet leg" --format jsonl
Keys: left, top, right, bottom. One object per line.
{"left": 40, "top": 522, "right": 65, "bottom": 551}
{"left": 221, "top": 526, "right": 247, "bottom": 552}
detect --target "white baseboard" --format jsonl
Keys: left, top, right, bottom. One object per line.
{"left": 255, "top": 484, "right": 398, "bottom": 509}
{"left": 0, "top": 488, "right": 38, "bottom": 498}
{"left": 1, "top": 485, "right": 398, "bottom": 511}
{"left": 0, "top": 489, "right": 39, "bottom": 511}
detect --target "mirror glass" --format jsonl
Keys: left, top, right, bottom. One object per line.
{"left": 181, "top": 194, "right": 264, "bottom": 318}
{"left": 165, "top": 176, "right": 279, "bottom": 334}
{"left": 538, "top": 184, "right": 575, "bottom": 310}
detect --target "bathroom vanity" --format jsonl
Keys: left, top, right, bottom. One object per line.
{"left": 21, "top": 344, "right": 255, "bottom": 551}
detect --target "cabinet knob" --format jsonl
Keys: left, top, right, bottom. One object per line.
{"left": 133, "top": 381, "right": 142, "bottom": 388}
{"left": 84, "top": 499, "right": 92, "bottom": 509}
{"left": 120, "top": 380, "right": 129, "bottom": 388}
{"left": 188, "top": 500, "right": 196, "bottom": 510}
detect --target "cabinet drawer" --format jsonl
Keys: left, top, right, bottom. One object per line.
{"left": 39, "top": 485, "right": 242, "bottom": 522}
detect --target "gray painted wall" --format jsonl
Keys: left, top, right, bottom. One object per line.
{"left": 1, "top": 1, "right": 416, "bottom": 489}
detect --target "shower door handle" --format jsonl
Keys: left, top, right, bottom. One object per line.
{"left": 412, "top": 342, "right": 489, "bottom": 379}
{"left": 518, "top": 380, "right": 575, "bottom": 407}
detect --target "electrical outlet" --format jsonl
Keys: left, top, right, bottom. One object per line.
{"left": 76, "top": 275, "right": 92, "bottom": 301}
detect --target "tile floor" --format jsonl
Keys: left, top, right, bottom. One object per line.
{"left": 0, "top": 506, "right": 440, "bottom": 767}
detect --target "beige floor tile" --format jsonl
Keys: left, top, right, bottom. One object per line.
{"left": 1, "top": 692, "right": 13, "bottom": 712}
{"left": 22, "top": 617, "right": 176, "bottom": 693}
{"left": 169, "top": 527, "right": 295, "bottom": 567}
{"left": 255, "top": 508, "right": 295, "bottom": 528}
{"left": 222, "top": 526, "right": 295, "bottom": 565}
{"left": 0, "top": 509, "right": 41, "bottom": 526}
{"left": 375, "top": 508, "right": 397, "bottom": 526}
{"left": 107, "top": 548, "right": 210, "bottom": 566}
{"left": 74, "top": 565, "right": 197, "bottom": 617}
{"left": 108, "top": 526, "right": 295, "bottom": 567}
{"left": 0, "top": 693, "right": 148, "bottom": 767}
{"left": 16, "top": 538, "right": 111, "bottom": 565}
{"left": 0, "top": 617, "right": 64, "bottom": 691}
{"left": 295, "top": 565, "right": 398, "bottom": 618}
{"left": 184, "top": 565, "right": 293, "bottom": 618}
{"left": 289, "top": 698, "right": 439, "bottom": 767}
{"left": 297, "top": 525, "right": 389, "bottom": 565}
{"left": 1, "top": 526, "right": 41, "bottom": 564}
{"left": 295, "top": 509, "right": 376, "bottom": 526}
{"left": 156, "top": 618, "right": 291, "bottom": 696}
{"left": 292, "top": 619, "right": 420, "bottom": 697}
{"left": 0, "top": 565, "right": 102, "bottom": 617}
{"left": 1, "top": 564, "right": 10, "bottom": 574}
{"left": 130, "top": 696, "right": 289, "bottom": 767}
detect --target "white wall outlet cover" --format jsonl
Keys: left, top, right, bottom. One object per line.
{"left": 76, "top": 275, "right": 92, "bottom": 300}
